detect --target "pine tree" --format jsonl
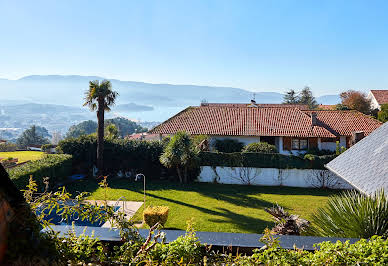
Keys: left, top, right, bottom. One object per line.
{"left": 283, "top": 89, "right": 299, "bottom": 104}
{"left": 298, "top": 86, "right": 318, "bottom": 109}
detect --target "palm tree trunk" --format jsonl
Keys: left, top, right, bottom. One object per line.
{"left": 184, "top": 166, "right": 188, "bottom": 184}
{"left": 176, "top": 167, "right": 183, "bottom": 183}
{"left": 97, "top": 98, "right": 105, "bottom": 175}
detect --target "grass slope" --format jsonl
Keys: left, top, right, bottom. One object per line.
{"left": 65, "top": 179, "right": 339, "bottom": 234}
{"left": 0, "top": 151, "right": 44, "bottom": 162}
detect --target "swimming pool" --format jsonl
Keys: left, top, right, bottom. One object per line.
{"left": 37, "top": 203, "right": 121, "bottom": 227}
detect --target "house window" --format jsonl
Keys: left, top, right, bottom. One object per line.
{"left": 321, "top": 138, "right": 336, "bottom": 142}
{"left": 291, "top": 138, "right": 308, "bottom": 150}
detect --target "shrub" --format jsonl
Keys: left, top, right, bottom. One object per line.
{"left": 310, "top": 189, "right": 388, "bottom": 238}
{"left": 143, "top": 206, "right": 169, "bottom": 227}
{"left": 7, "top": 154, "right": 72, "bottom": 190}
{"left": 199, "top": 152, "right": 336, "bottom": 169}
{"left": 41, "top": 144, "right": 55, "bottom": 153}
{"left": 57, "top": 135, "right": 165, "bottom": 178}
{"left": 0, "top": 142, "right": 17, "bottom": 152}
{"left": 160, "top": 131, "right": 200, "bottom": 183}
{"left": 214, "top": 139, "right": 244, "bottom": 153}
{"left": 242, "top": 142, "right": 277, "bottom": 153}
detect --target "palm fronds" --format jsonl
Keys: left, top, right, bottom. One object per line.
{"left": 310, "top": 189, "right": 388, "bottom": 238}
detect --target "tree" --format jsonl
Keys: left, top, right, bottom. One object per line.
{"left": 35, "top": 126, "right": 51, "bottom": 139}
{"left": 298, "top": 86, "right": 318, "bottom": 109}
{"left": 16, "top": 125, "right": 50, "bottom": 148}
{"left": 65, "top": 117, "right": 147, "bottom": 139}
{"left": 66, "top": 120, "right": 98, "bottom": 138}
{"left": 283, "top": 89, "right": 299, "bottom": 104}
{"left": 160, "top": 131, "right": 199, "bottom": 184}
{"left": 377, "top": 104, "right": 388, "bottom": 122}
{"left": 83, "top": 80, "right": 118, "bottom": 174}
{"left": 105, "top": 124, "right": 119, "bottom": 140}
{"left": 339, "top": 90, "right": 371, "bottom": 114}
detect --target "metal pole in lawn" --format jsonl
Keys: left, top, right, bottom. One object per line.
{"left": 136, "top": 173, "right": 146, "bottom": 209}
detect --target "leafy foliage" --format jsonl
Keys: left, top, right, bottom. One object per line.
{"left": 340, "top": 90, "right": 372, "bottom": 114}
{"left": 16, "top": 125, "right": 50, "bottom": 148}
{"left": 66, "top": 117, "right": 147, "bottom": 138}
{"left": 310, "top": 189, "right": 388, "bottom": 238}
{"left": 160, "top": 131, "right": 200, "bottom": 183}
{"left": 57, "top": 135, "right": 165, "bottom": 178}
{"left": 200, "top": 151, "right": 336, "bottom": 169}
{"left": 242, "top": 142, "right": 278, "bottom": 153}
{"left": 0, "top": 142, "right": 17, "bottom": 152}
{"left": 7, "top": 154, "right": 72, "bottom": 190}
{"left": 143, "top": 206, "right": 170, "bottom": 227}
{"left": 214, "top": 138, "right": 244, "bottom": 153}
{"left": 283, "top": 87, "right": 317, "bottom": 108}
{"left": 299, "top": 86, "right": 318, "bottom": 109}
{"left": 5, "top": 177, "right": 388, "bottom": 264}
{"left": 378, "top": 103, "right": 388, "bottom": 122}
{"left": 283, "top": 89, "right": 299, "bottom": 104}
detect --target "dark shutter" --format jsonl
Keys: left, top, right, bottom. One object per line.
{"left": 308, "top": 138, "right": 318, "bottom": 149}
{"left": 283, "top": 137, "right": 291, "bottom": 150}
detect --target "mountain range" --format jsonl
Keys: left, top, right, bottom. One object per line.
{"left": 0, "top": 75, "right": 341, "bottom": 136}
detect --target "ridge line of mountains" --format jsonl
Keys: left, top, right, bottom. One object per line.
{"left": 0, "top": 75, "right": 340, "bottom": 135}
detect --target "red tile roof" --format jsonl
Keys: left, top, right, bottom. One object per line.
{"left": 150, "top": 105, "right": 382, "bottom": 138}
{"left": 202, "top": 103, "right": 309, "bottom": 109}
{"left": 371, "top": 90, "right": 388, "bottom": 105}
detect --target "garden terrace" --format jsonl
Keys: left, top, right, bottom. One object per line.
{"left": 65, "top": 179, "right": 340, "bottom": 234}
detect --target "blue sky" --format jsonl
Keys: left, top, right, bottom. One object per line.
{"left": 0, "top": 0, "right": 387, "bottom": 95}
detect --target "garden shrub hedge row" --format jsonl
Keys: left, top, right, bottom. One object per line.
{"left": 7, "top": 154, "right": 72, "bottom": 190}
{"left": 199, "top": 152, "right": 336, "bottom": 169}
{"left": 57, "top": 135, "right": 166, "bottom": 178}
{"left": 57, "top": 136, "right": 337, "bottom": 179}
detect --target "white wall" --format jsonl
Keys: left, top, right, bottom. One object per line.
{"left": 198, "top": 166, "right": 354, "bottom": 189}
{"left": 368, "top": 92, "right": 381, "bottom": 110}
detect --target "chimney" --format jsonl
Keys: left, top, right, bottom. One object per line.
{"left": 311, "top": 112, "right": 317, "bottom": 126}
{"left": 352, "top": 131, "right": 364, "bottom": 145}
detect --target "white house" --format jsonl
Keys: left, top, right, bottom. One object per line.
{"left": 368, "top": 90, "right": 388, "bottom": 110}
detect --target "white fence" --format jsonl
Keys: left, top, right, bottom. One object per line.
{"left": 198, "top": 166, "right": 353, "bottom": 189}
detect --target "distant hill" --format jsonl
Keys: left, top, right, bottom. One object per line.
{"left": 0, "top": 75, "right": 342, "bottom": 129}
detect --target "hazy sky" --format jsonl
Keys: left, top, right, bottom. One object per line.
{"left": 1, "top": 0, "right": 387, "bottom": 95}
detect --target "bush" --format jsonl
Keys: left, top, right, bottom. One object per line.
{"left": 143, "top": 206, "right": 169, "bottom": 227}
{"left": 242, "top": 142, "right": 277, "bottom": 153}
{"left": 160, "top": 131, "right": 200, "bottom": 183}
{"left": 310, "top": 190, "right": 388, "bottom": 238}
{"left": 7, "top": 154, "right": 72, "bottom": 190}
{"left": 57, "top": 135, "right": 165, "bottom": 178}
{"left": 0, "top": 142, "right": 17, "bottom": 152}
{"left": 41, "top": 144, "right": 55, "bottom": 153}
{"left": 214, "top": 139, "right": 244, "bottom": 153}
{"left": 199, "top": 152, "right": 336, "bottom": 169}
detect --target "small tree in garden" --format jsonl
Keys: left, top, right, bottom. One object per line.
{"left": 160, "top": 131, "right": 199, "bottom": 183}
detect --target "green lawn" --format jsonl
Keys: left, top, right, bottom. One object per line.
{"left": 0, "top": 151, "right": 44, "bottom": 162}
{"left": 65, "top": 179, "right": 340, "bottom": 234}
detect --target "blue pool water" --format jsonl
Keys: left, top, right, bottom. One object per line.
{"left": 37, "top": 204, "right": 120, "bottom": 227}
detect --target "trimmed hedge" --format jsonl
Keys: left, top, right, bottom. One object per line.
{"left": 199, "top": 152, "right": 336, "bottom": 169}
{"left": 143, "top": 206, "right": 169, "bottom": 227}
{"left": 7, "top": 154, "right": 72, "bottom": 190}
{"left": 57, "top": 135, "right": 166, "bottom": 177}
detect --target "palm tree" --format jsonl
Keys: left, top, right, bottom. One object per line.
{"left": 83, "top": 80, "right": 118, "bottom": 174}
